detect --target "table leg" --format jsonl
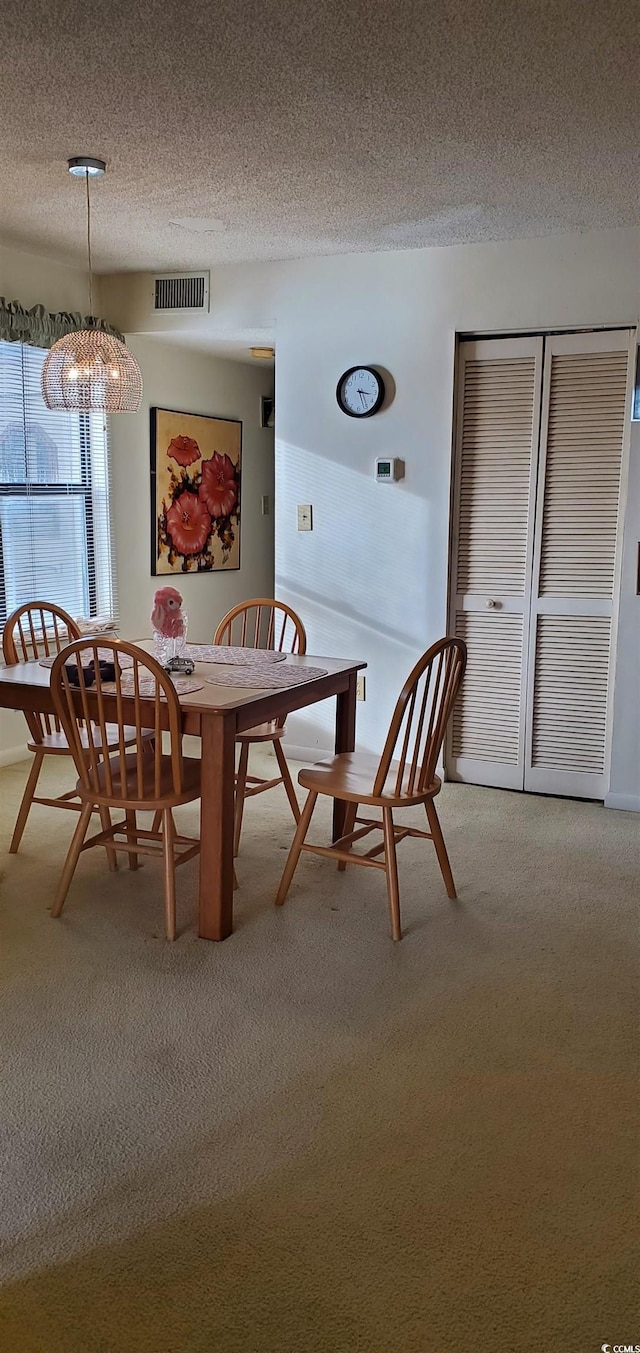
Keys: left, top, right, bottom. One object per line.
{"left": 199, "top": 711, "right": 236, "bottom": 940}
{"left": 333, "top": 673, "right": 357, "bottom": 842}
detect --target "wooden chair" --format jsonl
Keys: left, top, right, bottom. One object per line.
{"left": 49, "top": 638, "right": 201, "bottom": 940}
{"left": 275, "top": 637, "right": 467, "bottom": 940}
{"left": 214, "top": 599, "right": 307, "bottom": 856}
{"left": 2, "top": 601, "right": 152, "bottom": 856}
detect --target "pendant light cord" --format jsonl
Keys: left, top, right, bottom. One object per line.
{"left": 85, "top": 169, "right": 94, "bottom": 319}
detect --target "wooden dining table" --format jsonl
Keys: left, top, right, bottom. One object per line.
{"left": 0, "top": 643, "right": 366, "bottom": 940}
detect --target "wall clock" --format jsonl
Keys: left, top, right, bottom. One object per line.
{"left": 336, "top": 366, "right": 385, "bottom": 418}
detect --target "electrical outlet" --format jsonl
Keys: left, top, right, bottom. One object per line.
{"left": 356, "top": 674, "right": 366, "bottom": 701}
{"left": 297, "top": 504, "right": 313, "bottom": 531}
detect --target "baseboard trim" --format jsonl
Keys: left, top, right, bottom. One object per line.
{"left": 0, "top": 743, "right": 29, "bottom": 768}
{"left": 282, "top": 742, "right": 333, "bottom": 765}
{"left": 604, "top": 792, "right": 640, "bottom": 813}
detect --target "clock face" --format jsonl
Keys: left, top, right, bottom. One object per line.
{"left": 337, "top": 366, "right": 385, "bottom": 418}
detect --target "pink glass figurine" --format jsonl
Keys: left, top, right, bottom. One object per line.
{"left": 151, "top": 586, "right": 188, "bottom": 664}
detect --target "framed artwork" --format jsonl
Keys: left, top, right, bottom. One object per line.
{"left": 150, "top": 407, "right": 241, "bottom": 575}
{"left": 260, "top": 395, "right": 275, "bottom": 428}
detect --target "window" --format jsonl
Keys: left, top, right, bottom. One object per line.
{"left": 0, "top": 340, "right": 116, "bottom": 630}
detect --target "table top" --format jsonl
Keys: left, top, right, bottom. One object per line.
{"left": 0, "top": 639, "right": 366, "bottom": 719}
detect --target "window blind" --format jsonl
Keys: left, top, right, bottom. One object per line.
{"left": 0, "top": 339, "right": 117, "bottom": 632}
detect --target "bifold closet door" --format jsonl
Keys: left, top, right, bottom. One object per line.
{"left": 523, "top": 330, "right": 633, "bottom": 799}
{"left": 447, "top": 336, "right": 543, "bottom": 789}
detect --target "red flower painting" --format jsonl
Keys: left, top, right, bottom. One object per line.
{"left": 154, "top": 409, "right": 241, "bottom": 574}
{"left": 165, "top": 490, "right": 211, "bottom": 556}
{"left": 167, "top": 435, "right": 200, "bottom": 468}
{"left": 199, "top": 452, "right": 238, "bottom": 518}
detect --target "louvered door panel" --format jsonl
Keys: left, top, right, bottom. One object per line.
{"left": 447, "top": 337, "right": 542, "bottom": 790}
{"left": 532, "top": 616, "right": 611, "bottom": 772}
{"left": 524, "top": 330, "right": 633, "bottom": 799}
{"left": 539, "top": 351, "right": 628, "bottom": 597}
{"left": 452, "top": 612, "right": 524, "bottom": 764}
{"left": 457, "top": 358, "right": 535, "bottom": 596}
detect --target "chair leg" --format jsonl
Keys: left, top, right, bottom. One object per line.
{"left": 51, "top": 802, "right": 93, "bottom": 918}
{"left": 9, "top": 750, "right": 45, "bottom": 853}
{"left": 338, "top": 801, "right": 358, "bottom": 870}
{"left": 273, "top": 739, "right": 300, "bottom": 823}
{"left": 233, "top": 742, "right": 250, "bottom": 857}
{"left": 275, "top": 790, "right": 318, "bottom": 906}
{"left": 162, "top": 809, "right": 177, "bottom": 941}
{"left": 97, "top": 805, "right": 118, "bottom": 872}
{"left": 425, "top": 799, "right": 456, "bottom": 899}
{"left": 125, "top": 810, "right": 139, "bottom": 870}
{"left": 382, "top": 808, "right": 402, "bottom": 941}
{"left": 150, "top": 811, "right": 162, "bottom": 835}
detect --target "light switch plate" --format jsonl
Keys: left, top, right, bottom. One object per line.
{"left": 356, "top": 675, "right": 366, "bottom": 701}
{"left": 261, "top": 494, "right": 269, "bottom": 515}
{"left": 297, "top": 504, "right": 313, "bottom": 531}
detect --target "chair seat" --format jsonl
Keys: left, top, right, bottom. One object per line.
{"left": 29, "top": 724, "right": 154, "bottom": 756}
{"left": 77, "top": 752, "right": 201, "bottom": 809}
{"left": 299, "top": 751, "right": 441, "bottom": 807}
{"left": 236, "top": 721, "right": 284, "bottom": 743}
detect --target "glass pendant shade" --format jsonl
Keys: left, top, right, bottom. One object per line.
{"left": 41, "top": 329, "right": 143, "bottom": 412}
{"left": 41, "top": 157, "right": 143, "bottom": 414}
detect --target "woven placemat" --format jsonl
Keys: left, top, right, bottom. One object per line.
{"left": 40, "top": 650, "right": 134, "bottom": 670}
{"left": 186, "top": 644, "right": 287, "bottom": 665}
{"left": 101, "top": 674, "right": 204, "bottom": 698}
{"left": 205, "top": 664, "right": 328, "bottom": 689}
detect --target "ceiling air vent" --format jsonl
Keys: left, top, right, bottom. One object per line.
{"left": 153, "top": 272, "right": 210, "bottom": 313}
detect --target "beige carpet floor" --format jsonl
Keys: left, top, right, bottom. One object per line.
{"left": 0, "top": 750, "right": 638, "bottom": 1353}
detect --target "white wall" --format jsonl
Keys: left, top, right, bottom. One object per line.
{"left": 0, "top": 245, "right": 90, "bottom": 315}
{"left": 99, "top": 228, "right": 640, "bottom": 806}
{"left": 607, "top": 422, "right": 640, "bottom": 811}
{"left": 109, "top": 335, "right": 274, "bottom": 644}
{"left": 0, "top": 246, "right": 90, "bottom": 762}
{"left": 269, "top": 230, "right": 639, "bottom": 808}
{"left": 3, "top": 230, "right": 639, "bottom": 801}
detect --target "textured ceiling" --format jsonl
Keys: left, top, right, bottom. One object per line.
{"left": 1, "top": 0, "right": 638, "bottom": 273}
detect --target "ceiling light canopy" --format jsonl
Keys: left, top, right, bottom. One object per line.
{"left": 42, "top": 157, "right": 142, "bottom": 414}
{"left": 68, "top": 156, "right": 106, "bottom": 178}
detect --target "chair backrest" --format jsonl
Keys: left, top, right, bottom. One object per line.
{"left": 2, "top": 601, "right": 81, "bottom": 742}
{"left": 214, "top": 598, "right": 307, "bottom": 655}
{"left": 374, "top": 637, "right": 467, "bottom": 798}
{"left": 50, "top": 638, "right": 186, "bottom": 806}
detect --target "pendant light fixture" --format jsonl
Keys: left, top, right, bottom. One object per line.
{"left": 42, "top": 157, "right": 143, "bottom": 413}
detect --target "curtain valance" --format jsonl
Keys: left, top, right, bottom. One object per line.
{"left": 0, "top": 298, "right": 125, "bottom": 349}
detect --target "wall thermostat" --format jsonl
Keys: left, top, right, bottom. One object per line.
{"left": 375, "top": 457, "right": 404, "bottom": 482}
